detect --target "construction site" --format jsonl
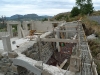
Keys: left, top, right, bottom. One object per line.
{"left": 0, "top": 20, "right": 98, "bottom": 75}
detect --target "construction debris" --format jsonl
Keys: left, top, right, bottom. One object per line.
{"left": 0, "top": 21, "right": 98, "bottom": 75}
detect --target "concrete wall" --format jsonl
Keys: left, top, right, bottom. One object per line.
{"left": 6, "top": 21, "right": 63, "bottom": 38}
{"left": 0, "top": 32, "right": 10, "bottom": 39}
{"left": 33, "top": 21, "right": 53, "bottom": 32}
{"left": 33, "top": 21, "right": 63, "bottom": 32}
{"left": 22, "top": 21, "right": 35, "bottom": 30}
{"left": 22, "top": 21, "right": 63, "bottom": 32}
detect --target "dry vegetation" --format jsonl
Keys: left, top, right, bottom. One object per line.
{"left": 82, "top": 16, "right": 100, "bottom": 34}
{"left": 91, "top": 10, "right": 100, "bottom": 16}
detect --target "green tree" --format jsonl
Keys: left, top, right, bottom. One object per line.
{"left": 83, "top": 3, "right": 94, "bottom": 14}
{"left": 76, "top": 0, "right": 94, "bottom": 15}
{"left": 71, "top": 7, "right": 80, "bottom": 17}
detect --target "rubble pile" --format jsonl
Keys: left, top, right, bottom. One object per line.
{"left": 0, "top": 52, "right": 18, "bottom": 75}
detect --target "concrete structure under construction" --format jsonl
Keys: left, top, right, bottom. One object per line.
{"left": 0, "top": 20, "right": 98, "bottom": 75}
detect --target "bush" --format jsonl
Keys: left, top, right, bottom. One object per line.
{"left": 71, "top": 7, "right": 80, "bottom": 17}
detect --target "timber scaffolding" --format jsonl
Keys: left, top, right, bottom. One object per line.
{"left": 38, "top": 21, "right": 98, "bottom": 75}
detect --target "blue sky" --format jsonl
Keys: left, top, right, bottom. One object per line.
{"left": 0, "top": 0, "right": 99, "bottom": 17}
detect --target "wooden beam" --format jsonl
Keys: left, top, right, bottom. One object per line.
{"left": 54, "top": 30, "right": 77, "bottom": 32}
{"left": 41, "top": 38, "right": 78, "bottom": 43}
{"left": 60, "top": 59, "right": 68, "bottom": 68}
{"left": 73, "top": 34, "right": 77, "bottom": 40}
{"left": 65, "top": 25, "right": 78, "bottom": 28}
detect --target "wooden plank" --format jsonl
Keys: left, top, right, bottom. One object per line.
{"left": 60, "top": 59, "right": 68, "bottom": 68}
{"left": 65, "top": 25, "right": 78, "bottom": 28}
{"left": 73, "top": 34, "right": 77, "bottom": 40}
{"left": 34, "top": 33, "right": 43, "bottom": 35}
{"left": 54, "top": 30, "right": 77, "bottom": 32}
{"left": 41, "top": 38, "right": 78, "bottom": 43}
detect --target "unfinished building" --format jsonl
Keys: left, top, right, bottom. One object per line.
{"left": 0, "top": 20, "right": 98, "bottom": 75}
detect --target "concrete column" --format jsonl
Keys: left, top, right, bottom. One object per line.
{"left": 17, "top": 22, "right": 22, "bottom": 38}
{"left": 37, "top": 35, "right": 41, "bottom": 60}
{"left": 25, "top": 23, "right": 28, "bottom": 30}
{"left": 65, "top": 28, "right": 68, "bottom": 39}
{"left": 7, "top": 23, "right": 10, "bottom": 35}
{"left": 55, "top": 28, "right": 60, "bottom": 52}
{"left": 2, "top": 35, "right": 12, "bottom": 52}
{"left": 22, "top": 21, "right": 26, "bottom": 30}
{"left": 31, "top": 20, "right": 35, "bottom": 30}
{"left": 10, "top": 25, "right": 13, "bottom": 37}
{"left": 7, "top": 23, "right": 12, "bottom": 38}
{"left": 23, "top": 21, "right": 28, "bottom": 30}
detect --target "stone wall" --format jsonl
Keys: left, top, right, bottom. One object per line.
{"left": 22, "top": 43, "right": 39, "bottom": 60}
{"left": 22, "top": 42, "right": 53, "bottom": 63}
{"left": 40, "top": 42, "right": 53, "bottom": 63}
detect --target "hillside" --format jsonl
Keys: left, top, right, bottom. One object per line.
{"left": 51, "top": 10, "right": 100, "bottom": 21}
{"left": 6, "top": 14, "right": 52, "bottom": 21}
{"left": 51, "top": 12, "right": 70, "bottom": 21}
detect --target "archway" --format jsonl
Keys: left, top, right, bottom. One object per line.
{"left": 12, "top": 58, "right": 42, "bottom": 75}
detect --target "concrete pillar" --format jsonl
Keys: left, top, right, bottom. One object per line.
{"left": 25, "top": 24, "right": 28, "bottom": 30}
{"left": 17, "top": 23, "right": 22, "bottom": 38}
{"left": 23, "top": 21, "right": 28, "bottom": 30}
{"left": 2, "top": 35, "right": 12, "bottom": 52}
{"left": 31, "top": 20, "right": 35, "bottom": 30}
{"left": 7, "top": 23, "right": 13, "bottom": 38}
{"left": 10, "top": 25, "right": 13, "bottom": 37}
{"left": 7, "top": 23, "right": 10, "bottom": 36}
{"left": 37, "top": 35, "right": 41, "bottom": 60}
{"left": 55, "top": 28, "right": 60, "bottom": 52}
{"left": 22, "top": 21, "right": 26, "bottom": 30}
{"left": 65, "top": 28, "right": 68, "bottom": 39}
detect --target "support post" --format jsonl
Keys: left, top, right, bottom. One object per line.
{"left": 55, "top": 28, "right": 60, "bottom": 52}
{"left": 2, "top": 35, "right": 12, "bottom": 52}
{"left": 17, "top": 22, "right": 22, "bottom": 38}
{"left": 37, "top": 35, "right": 41, "bottom": 60}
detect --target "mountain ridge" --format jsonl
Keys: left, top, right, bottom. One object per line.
{"left": 6, "top": 14, "right": 52, "bottom": 21}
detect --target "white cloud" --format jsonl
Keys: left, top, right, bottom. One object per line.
{"left": 0, "top": 0, "right": 99, "bottom": 17}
